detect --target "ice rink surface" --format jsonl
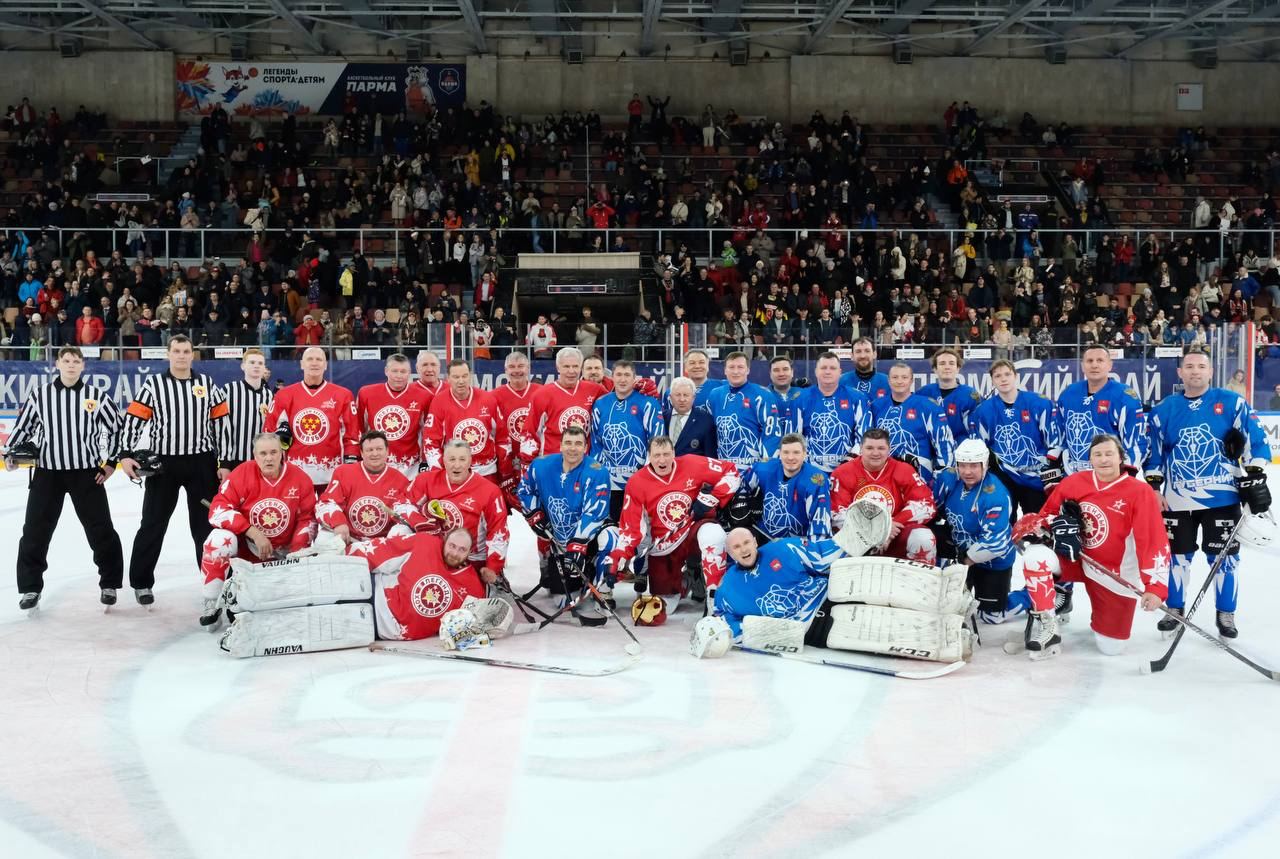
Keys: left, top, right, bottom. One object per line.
{"left": 1, "top": 467, "right": 1279, "bottom": 859}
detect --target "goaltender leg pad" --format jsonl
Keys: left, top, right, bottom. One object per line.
{"left": 741, "top": 615, "right": 808, "bottom": 655}
{"left": 828, "top": 556, "right": 973, "bottom": 616}
{"left": 833, "top": 498, "right": 892, "bottom": 558}
{"left": 219, "top": 603, "right": 376, "bottom": 658}
{"left": 225, "top": 555, "right": 373, "bottom": 612}
{"left": 823, "top": 603, "right": 971, "bottom": 663}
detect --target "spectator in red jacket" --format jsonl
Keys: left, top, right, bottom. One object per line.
{"left": 588, "top": 201, "right": 615, "bottom": 229}
{"left": 76, "top": 306, "right": 104, "bottom": 345}
{"left": 37, "top": 280, "right": 65, "bottom": 317}
{"left": 294, "top": 313, "right": 324, "bottom": 348}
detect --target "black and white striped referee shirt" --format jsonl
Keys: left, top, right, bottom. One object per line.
{"left": 218, "top": 378, "right": 274, "bottom": 464}
{"left": 8, "top": 379, "right": 122, "bottom": 470}
{"left": 119, "top": 372, "right": 229, "bottom": 457}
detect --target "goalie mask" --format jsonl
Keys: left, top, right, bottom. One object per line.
{"left": 689, "top": 615, "right": 733, "bottom": 659}
{"left": 439, "top": 608, "right": 490, "bottom": 651}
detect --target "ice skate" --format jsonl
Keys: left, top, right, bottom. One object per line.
{"left": 100, "top": 588, "right": 117, "bottom": 612}
{"left": 595, "top": 579, "right": 617, "bottom": 611}
{"left": 1023, "top": 611, "right": 1061, "bottom": 661}
{"left": 134, "top": 588, "right": 155, "bottom": 608}
{"left": 1156, "top": 606, "right": 1183, "bottom": 639}
{"left": 199, "top": 597, "right": 224, "bottom": 631}
{"left": 1216, "top": 611, "right": 1238, "bottom": 640}
{"left": 1054, "top": 582, "right": 1073, "bottom": 625}
{"left": 18, "top": 592, "right": 40, "bottom": 611}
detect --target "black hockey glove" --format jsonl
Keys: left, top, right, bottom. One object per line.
{"left": 1223, "top": 428, "right": 1247, "bottom": 462}
{"left": 724, "top": 491, "right": 758, "bottom": 529}
{"left": 900, "top": 453, "right": 923, "bottom": 474}
{"left": 418, "top": 461, "right": 431, "bottom": 474}
{"left": 1145, "top": 473, "right": 1164, "bottom": 493}
{"left": 559, "top": 547, "right": 588, "bottom": 584}
{"left": 1236, "top": 466, "right": 1271, "bottom": 514}
{"left": 931, "top": 519, "right": 959, "bottom": 562}
{"left": 275, "top": 423, "right": 293, "bottom": 450}
{"left": 1051, "top": 500, "right": 1084, "bottom": 562}
{"left": 689, "top": 482, "right": 717, "bottom": 520}
{"left": 342, "top": 454, "right": 359, "bottom": 464}
{"left": 792, "top": 377, "right": 811, "bottom": 388}
{"left": 1039, "top": 454, "right": 1064, "bottom": 490}
{"left": 525, "top": 509, "right": 554, "bottom": 541}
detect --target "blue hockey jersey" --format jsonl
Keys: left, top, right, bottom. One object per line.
{"left": 1056, "top": 379, "right": 1147, "bottom": 474}
{"left": 932, "top": 468, "right": 1016, "bottom": 568}
{"left": 918, "top": 382, "right": 983, "bottom": 443}
{"left": 1146, "top": 388, "right": 1269, "bottom": 512}
{"left": 516, "top": 453, "right": 612, "bottom": 548}
{"left": 714, "top": 537, "right": 845, "bottom": 637}
{"left": 706, "top": 381, "right": 782, "bottom": 471}
{"left": 870, "top": 393, "right": 955, "bottom": 480}
{"left": 591, "top": 390, "right": 665, "bottom": 490}
{"left": 793, "top": 383, "right": 873, "bottom": 472}
{"left": 739, "top": 457, "right": 833, "bottom": 541}
{"left": 840, "top": 368, "right": 890, "bottom": 401}
{"left": 968, "top": 391, "right": 1061, "bottom": 490}
{"left": 770, "top": 385, "right": 803, "bottom": 436}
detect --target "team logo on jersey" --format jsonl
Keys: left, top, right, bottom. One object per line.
{"left": 259, "top": 403, "right": 269, "bottom": 417}
{"left": 293, "top": 407, "right": 330, "bottom": 445}
{"left": 454, "top": 418, "right": 489, "bottom": 454}
{"left": 906, "top": 409, "right": 916, "bottom": 420}
{"left": 631, "top": 406, "right": 639, "bottom": 416}
{"left": 558, "top": 406, "right": 591, "bottom": 432}
{"left": 83, "top": 399, "right": 98, "bottom": 412}
{"left": 1214, "top": 403, "right": 1224, "bottom": 415}
{"left": 1098, "top": 400, "right": 1110, "bottom": 414}
{"left": 770, "top": 559, "right": 783, "bottom": 571}
{"left": 373, "top": 405, "right": 412, "bottom": 441}
{"left": 506, "top": 405, "right": 530, "bottom": 439}
{"left": 853, "top": 484, "right": 896, "bottom": 514}
{"left": 432, "top": 499, "right": 466, "bottom": 530}
{"left": 249, "top": 498, "right": 290, "bottom": 538}
{"left": 349, "top": 496, "right": 389, "bottom": 536}
{"left": 1021, "top": 410, "right": 1031, "bottom": 422}
{"left": 192, "top": 385, "right": 207, "bottom": 399}
{"left": 947, "top": 403, "right": 956, "bottom": 415}
{"left": 410, "top": 574, "right": 453, "bottom": 618}
{"left": 1079, "top": 501, "right": 1109, "bottom": 549}
{"left": 655, "top": 491, "right": 692, "bottom": 529}
{"left": 840, "top": 400, "right": 849, "bottom": 409}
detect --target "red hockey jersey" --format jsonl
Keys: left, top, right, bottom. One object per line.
{"left": 1041, "top": 470, "right": 1171, "bottom": 599}
{"left": 614, "top": 455, "right": 740, "bottom": 559}
{"left": 208, "top": 461, "right": 316, "bottom": 553}
{"left": 316, "top": 462, "right": 426, "bottom": 540}
{"left": 352, "top": 532, "right": 485, "bottom": 641}
{"left": 408, "top": 469, "right": 510, "bottom": 573}
{"left": 423, "top": 387, "right": 507, "bottom": 475}
{"left": 830, "top": 457, "right": 936, "bottom": 529}
{"left": 355, "top": 382, "right": 434, "bottom": 477}
{"left": 520, "top": 379, "right": 607, "bottom": 462}
{"left": 492, "top": 381, "right": 542, "bottom": 465}
{"left": 263, "top": 381, "right": 359, "bottom": 485}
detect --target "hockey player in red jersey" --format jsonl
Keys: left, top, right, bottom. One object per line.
{"left": 491, "top": 350, "right": 542, "bottom": 508}
{"left": 830, "top": 428, "right": 937, "bottom": 563}
{"left": 415, "top": 349, "right": 443, "bottom": 396}
{"left": 597, "top": 436, "right": 738, "bottom": 618}
{"left": 408, "top": 439, "right": 509, "bottom": 582}
{"left": 423, "top": 359, "right": 507, "bottom": 477}
{"left": 1013, "top": 434, "right": 1169, "bottom": 659}
{"left": 355, "top": 353, "right": 433, "bottom": 477}
{"left": 316, "top": 431, "right": 426, "bottom": 543}
{"left": 520, "top": 347, "right": 606, "bottom": 463}
{"left": 200, "top": 433, "right": 316, "bottom": 628}
{"left": 263, "top": 346, "right": 359, "bottom": 487}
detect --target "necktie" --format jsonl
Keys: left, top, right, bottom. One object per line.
{"left": 671, "top": 413, "right": 686, "bottom": 443}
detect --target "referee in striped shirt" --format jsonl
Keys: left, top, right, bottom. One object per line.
{"left": 217, "top": 347, "right": 274, "bottom": 480}
{"left": 3, "top": 346, "right": 125, "bottom": 611}
{"left": 116, "top": 334, "right": 229, "bottom": 606}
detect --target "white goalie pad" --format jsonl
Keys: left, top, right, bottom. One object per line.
{"left": 833, "top": 498, "right": 892, "bottom": 558}
{"left": 219, "top": 603, "right": 376, "bottom": 658}
{"left": 286, "top": 528, "right": 347, "bottom": 559}
{"left": 741, "top": 615, "right": 808, "bottom": 655}
{"left": 828, "top": 557, "right": 974, "bottom": 616}
{"left": 824, "top": 603, "right": 971, "bottom": 663}
{"left": 225, "top": 555, "right": 373, "bottom": 612}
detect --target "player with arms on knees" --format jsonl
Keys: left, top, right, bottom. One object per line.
{"left": 1145, "top": 346, "right": 1270, "bottom": 638}
{"left": 829, "top": 428, "right": 936, "bottom": 563}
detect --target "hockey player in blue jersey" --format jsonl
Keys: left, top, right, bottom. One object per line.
{"left": 713, "top": 529, "right": 844, "bottom": 637}
{"left": 794, "top": 351, "right": 872, "bottom": 472}
{"left": 917, "top": 347, "right": 982, "bottom": 444}
{"left": 1145, "top": 347, "right": 1271, "bottom": 638}
{"left": 591, "top": 359, "right": 665, "bottom": 521}
{"left": 968, "top": 359, "right": 1062, "bottom": 517}
{"left": 1056, "top": 344, "right": 1147, "bottom": 475}
{"left": 735, "top": 434, "right": 833, "bottom": 543}
{"left": 707, "top": 351, "right": 782, "bottom": 471}
{"left": 768, "top": 355, "right": 805, "bottom": 435}
{"left": 933, "top": 438, "right": 1020, "bottom": 623}
{"left": 870, "top": 362, "right": 955, "bottom": 483}
{"left": 839, "top": 337, "right": 890, "bottom": 401}
{"left": 517, "top": 425, "right": 613, "bottom": 598}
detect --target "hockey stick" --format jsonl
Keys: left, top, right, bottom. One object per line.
{"left": 734, "top": 645, "right": 965, "bottom": 680}
{"left": 1146, "top": 514, "right": 1247, "bottom": 675}
{"left": 1078, "top": 555, "right": 1280, "bottom": 681}
{"left": 370, "top": 642, "right": 641, "bottom": 676}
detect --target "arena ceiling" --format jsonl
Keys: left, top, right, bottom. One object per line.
{"left": 1, "top": 0, "right": 1279, "bottom": 60}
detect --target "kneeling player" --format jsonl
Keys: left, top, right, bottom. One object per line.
{"left": 597, "top": 436, "right": 738, "bottom": 621}
{"left": 830, "top": 428, "right": 936, "bottom": 563}
{"left": 732, "top": 434, "right": 833, "bottom": 544}
{"left": 410, "top": 439, "right": 510, "bottom": 584}
{"left": 317, "top": 431, "right": 426, "bottom": 543}
{"left": 200, "top": 433, "right": 317, "bottom": 629}
{"left": 1010, "top": 435, "right": 1169, "bottom": 659}
{"left": 217, "top": 528, "right": 512, "bottom": 657}
{"left": 701, "top": 528, "right": 973, "bottom": 663}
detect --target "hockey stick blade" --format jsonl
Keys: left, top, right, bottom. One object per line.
{"left": 735, "top": 644, "right": 965, "bottom": 679}
{"left": 371, "top": 642, "right": 640, "bottom": 676}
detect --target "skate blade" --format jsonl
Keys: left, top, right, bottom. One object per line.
{"left": 1027, "top": 644, "right": 1061, "bottom": 661}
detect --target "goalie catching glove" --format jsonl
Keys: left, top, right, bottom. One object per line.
{"left": 438, "top": 596, "right": 515, "bottom": 651}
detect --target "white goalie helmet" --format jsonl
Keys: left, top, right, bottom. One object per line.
{"left": 1236, "top": 510, "right": 1277, "bottom": 549}
{"left": 954, "top": 438, "right": 990, "bottom": 465}
{"left": 690, "top": 615, "right": 733, "bottom": 659}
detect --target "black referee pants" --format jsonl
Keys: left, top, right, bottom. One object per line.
{"left": 17, "top": 468, "right": 124, "bottom": 593}
{"left": 129, "top": 452, "right": 219, "bottom": 588}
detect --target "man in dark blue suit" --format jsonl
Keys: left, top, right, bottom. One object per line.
{"left": 664, "top": 376, "right": 717, "bottom": 457}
